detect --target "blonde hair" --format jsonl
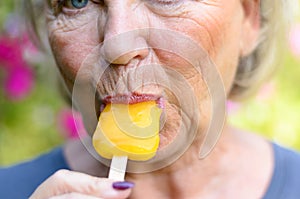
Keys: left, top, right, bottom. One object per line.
{"left": 23, "top": 0, "right": 299, "bottom": 99}
{"left": 230, "top": 0, "right": 299, "bottom": 100}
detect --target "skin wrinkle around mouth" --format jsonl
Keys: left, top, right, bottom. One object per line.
{"left": 91, "top": 47, "right": 185, "bottom": 149}
{"left": 95, "top": 48, "right": 168, "bottom": 99}
{"left": 97, "top": 67, "right": 165, "bottom": 99}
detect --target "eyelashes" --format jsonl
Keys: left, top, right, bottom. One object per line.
{"left": 49, "top": 0, "right": 69, "bottom": 12}
{"left": 49, "top": 0, "right": 62, "bottom": 8}
{"left": 52, "top": 0, "right": 87, "bottom": 9}
{"left": 50, "top": 0, "right": 103, "bottom": 11}
{"left": 51, "top": 0, "right": 182, "bottom": 9}
{"left": 49, "top": 0, "right": 184, "bottom": 16}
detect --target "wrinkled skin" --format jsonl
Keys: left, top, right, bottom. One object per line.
{"left": 46, "top": 0, "right": 256, "bottom": 142}
{"left": 38, "top": 0, "right": 273, "bottom": 198}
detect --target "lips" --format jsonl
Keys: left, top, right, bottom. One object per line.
{"left": 103, "top": 92, "right": 159, "bottom": 103}
{"left": 101, "top": 92, "right": 164, "bottom": 107}
{"left": 96, "top": 92, "right": 178, "bottom": 150}
{"left": 96, "top": 92, "right": 165, "bottom": 122}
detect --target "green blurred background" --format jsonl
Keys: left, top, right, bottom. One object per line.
{"left": 1, "top": 2, "right": 300, "bottom": 166}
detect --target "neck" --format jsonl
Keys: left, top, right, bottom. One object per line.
{"left": 125, "top": 125, "right": 234, "bottom": 198}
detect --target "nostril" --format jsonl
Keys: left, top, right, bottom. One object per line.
{"left": 110, "top": 51, "right": 141, "bottom": 65}
{"left": 101, "top": 34, "right": 149, "bottom": 65}
{"left": 134, "top": 48, "right": 149, "bottom": 59}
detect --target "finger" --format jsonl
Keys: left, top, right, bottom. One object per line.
{"left": 49, "top": 192, "right": 102, "bottom": 199}
{"left": 30, "top": 170, "right": 132, "bottom": 199}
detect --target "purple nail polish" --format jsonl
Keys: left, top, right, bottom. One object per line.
{"left": 112, "top": 181, "right": 135, "bottom": 190}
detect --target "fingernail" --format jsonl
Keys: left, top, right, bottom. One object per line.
{"left": 112, "top": 181, "right": 135, "bottom": 190}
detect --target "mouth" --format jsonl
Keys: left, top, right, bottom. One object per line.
{"left": 97, "top": 92, "right": 165, "bottom": 114}
{"left": 103, "top": 92, "right": 164, "bottom": 106}
{"left": 95, "top": 92, "right": 178, "bottom": 150}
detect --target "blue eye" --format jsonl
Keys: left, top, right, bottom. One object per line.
{"left": 71, "top": 0, "right": 89, "bottom": 9}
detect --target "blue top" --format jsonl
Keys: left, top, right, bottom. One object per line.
{"left": 263, "top": 143, "right": 300, "bottom": 199}
{"left": 0, "top": 147, "right": 69, "bottom": 199}
{"left": 0, "top": 143, "right": 300, "bottom": 199}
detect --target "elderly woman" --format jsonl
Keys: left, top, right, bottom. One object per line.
{"left": 1, "top": 0, "right": 300, "bottom": 198}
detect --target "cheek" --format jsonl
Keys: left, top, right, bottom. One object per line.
{"left": 212, "top": 19, "right": 243, "bottom": 93}
{"left": 161, "top": 3, "right": 243, "bottom": 93}
{"left": 46, "top": 8, "right": 101, "bottom": 82}
{"left": 48, "top": 28, "right": 99, "bottom": 83}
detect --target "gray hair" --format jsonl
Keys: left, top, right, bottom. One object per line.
{"left": 230, "top": 0, "right": 299, "bottom": 100}
{"left": 22, "top": 0, "right": 299, "bottom": 100}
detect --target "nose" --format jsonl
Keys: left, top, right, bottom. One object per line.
{"left": 100, "top": 4, "right": 149, "bottom": 65}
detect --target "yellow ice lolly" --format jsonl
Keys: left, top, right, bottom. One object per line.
{"left": 93, "top": 101, "right": 162, "bottom": 161}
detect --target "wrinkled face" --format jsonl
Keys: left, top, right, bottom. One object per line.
{"left": 46, "top": 0, "right": 259, "bottom": 152}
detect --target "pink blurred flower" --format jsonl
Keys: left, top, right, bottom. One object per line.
{"left": 58, "top": 109, "right": 88, "bottom": 140}
{"left": 289, "top": 23, "right": 300, "bottom": 58}
{"left": 0, "top": 13, "right": 43, "bottom": 101}
{"left": 4, "top": 66, "right": 34, "bottom": 100}
{"left": 0, "top": 36, "right": 23, "bottom": 67}
{"left": 0, "top": 13, "right": 40, "bottom": 101}
{"left": 4, "top": 14, "right": 40, "bottom": 60}
{"left": 0, "top": 35, "right": 35, "bottom": 100}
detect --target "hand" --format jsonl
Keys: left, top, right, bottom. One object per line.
{"left": 29, "top": 170, "right": 133, "bottom": 199}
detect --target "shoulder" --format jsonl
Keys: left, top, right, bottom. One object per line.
{"left": 274, "top": 142, "right": 300, "bottom": 161}
{"left": 263, "top": 143, "right": 300, "bottom": 199}
{"left": 0, "top": 147, "right": 69, "bottom": 198}
{"left": 272, "top": 143, "right": 300, "bottom": 176}
{"left": 228, "top": 128, "right": 300, "bottom": 199}
{"left": 273, "top": 143, "right": 300, "bottom": 183}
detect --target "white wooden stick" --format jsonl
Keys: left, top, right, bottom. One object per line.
{"left": 108, "top": 156, "right": 128, "bottom": 181}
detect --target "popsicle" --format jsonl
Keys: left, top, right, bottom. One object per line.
{"left": 93, "top": 101, "right": 162, "bottom": 180}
